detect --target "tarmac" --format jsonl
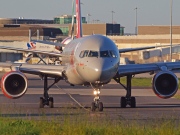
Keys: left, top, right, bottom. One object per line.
{"left": 0, "top": 73, "right": 180, "bottom": 122}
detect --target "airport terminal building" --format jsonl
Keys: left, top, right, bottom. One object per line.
{"left": 0, "top": 16, "right": 179, "bottom": 44}
{"left": 0, "top": 18, "right": 53, "bottom": 24}
{"left": 54, "top": 15, "right": 124, "bottom": 36}
{"left": 0, "top": 16, "right": 180, "bottom": 63}
{"left": 0, "top": 16, "right": 124, "bottom": 42}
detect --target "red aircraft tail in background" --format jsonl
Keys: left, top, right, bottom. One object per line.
{"left": 76, "top": 0, "right": 82, "bottom": 38}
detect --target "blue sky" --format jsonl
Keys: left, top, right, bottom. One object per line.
{"left": 0, "top": 0, "right": 179, "bottom": 33}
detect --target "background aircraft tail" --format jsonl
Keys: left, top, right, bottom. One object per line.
{"left": 27, "top": 42, "right": 36, "bottom": 50}
{"left": 61, "top": 0, "right": 82, "bottom": 44}
{"left": 70, "top": 0, "right": 75, "bottom": 39}
{"left": 76, "top": 0, "right": 82, "bottom": 38}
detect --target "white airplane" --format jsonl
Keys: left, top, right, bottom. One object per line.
{"left": 0, "top": 0, "right": 179, "bottom": 111}
{"left": 25, "top": 40, "right": 63, "bottom": 64}
{"left": 24, "top": 0, "right": 76, "bottom": 64}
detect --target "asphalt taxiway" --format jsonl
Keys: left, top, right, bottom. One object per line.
{"left": 0, "top": 73, "right": 180, "bottom": 121}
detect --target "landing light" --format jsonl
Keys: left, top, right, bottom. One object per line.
{"left": 95, "top": 68, "right": 99, "bottom": 72}
{"left": 94, "top": 91, "right": 100, "bottom": 95}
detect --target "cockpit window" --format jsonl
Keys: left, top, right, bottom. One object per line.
{"left": 79, "top": 50, "right": 89, "bottom": 58}
{"left": 79, "top": 50, "right": 98, "bottom": 58}
{"left": 79, "top": 50, "right": 118, "bottom": 58}
{"left": 84, "top": 50, "right": 89, "bottom": 57}
{"left": 79, "top": 50, "right": 85, "bottom": 58}
{"left": 100, "top": 51, "right": 109, "bottom": 57}
{"left": 109, "top": 50, "right": 118, "bottom": 58}
{"left": 88, "top": 51, "right": 98, "bottom": 57}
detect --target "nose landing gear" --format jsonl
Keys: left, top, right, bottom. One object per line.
{"left": 91, "top": 89, "right": 103, "bottom": 112}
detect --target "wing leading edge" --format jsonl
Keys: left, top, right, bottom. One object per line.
{"left": 117, "top": 62, "right": 180, "bottom": 77}
{"left": 0, "top": 62, "right": 66, "bottom": 77}
{"left": 0, "top": 46, "right": 63, "bottom": 57}
{"left": 31, "top": 40, "right": 64, "bottom": 47}
{"left": 119, "top": 44, "right": 178, "bottom": 53}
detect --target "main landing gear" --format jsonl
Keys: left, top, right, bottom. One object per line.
{"left": 91, "top": 89, "right": 103, "bottom": 112}
{"left": 39, "top": 75, "right": 61, "bottom": 108}
{"left": 114, "top": 75, "right": 136, "bottom": 108}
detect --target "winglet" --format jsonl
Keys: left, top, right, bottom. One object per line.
{"left": 76, "top": 0, "right": 82, "bottom": 38}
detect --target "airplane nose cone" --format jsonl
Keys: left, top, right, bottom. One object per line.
{"left": 77, "top": 59, "right": 118, "bottom": 83}
{"left": 90, "top": 67, "right": 110, "bottom": 82}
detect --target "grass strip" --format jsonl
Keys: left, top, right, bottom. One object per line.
{"left": 0, "top": 115, "right": 179, "bottom": 135}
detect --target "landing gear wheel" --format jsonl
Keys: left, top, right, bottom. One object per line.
{"left": 49, "top": 97, "right": 54, "bottom": 108}
{"left": 91, "top": 102, "right": 96, "bottom": 111}
{"left": 39, "top": 97, "right": 45, "bottom": 108}
{"left": 130, "top": 97, "right": 136, "bottom": 108}
{"left": 120, "top": 97, "right": 126, "bottom": 108}
{"left": 98, "top": 102, "right": 103, "bottom": 112}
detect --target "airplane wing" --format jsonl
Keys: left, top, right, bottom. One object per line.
{"left": 31, "top": 40, "right": 64, "bottom": 47}
{"left": 117, "top": 62, "right": 180, "bottom": 77}
{"left": 0, "top": 62, "right": 66, "bottom": 77}
{"left": 119, "top": 44, "right": 178, "bottom": 53}
{"left": 0, "top": 46, "right": 63, "bottom": 57}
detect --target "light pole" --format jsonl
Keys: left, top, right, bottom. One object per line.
{"left": 134, "top": 7, "right": 138, "bottom": 35}
{"left": 94, "top": 19, "right": 100, "bottom": 23}
{"left": 87, "top": 13, "right": 91, "bottom": 23}
{"left": 111, "top": 10, "right": 115, "bottom": 24}
{"left": 170, "top": 0, "right": 173, "bottom": 61}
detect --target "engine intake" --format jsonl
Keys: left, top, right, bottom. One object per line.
{"left": 152, "top": 71, "right": 178, "bottom": 99}
{"left": 1, "top": 71, "right": 28, "bottom": 99}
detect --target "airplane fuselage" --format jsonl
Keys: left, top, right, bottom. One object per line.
{"left": 62, "top": 35, "right": 119, "bottom": 87}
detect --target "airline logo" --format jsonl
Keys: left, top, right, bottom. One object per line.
{"left": 27, "top": 42, "right": 36, "bottom": 50}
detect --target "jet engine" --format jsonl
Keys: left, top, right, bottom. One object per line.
{"left": 1, "top": 71, "right": 28, "bottom": 99}
{"left": 152, "top": 71, "right": 178, "bottom": 99}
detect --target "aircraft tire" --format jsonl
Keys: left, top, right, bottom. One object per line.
{"left": 98, "top": 102, "right": 103, "bottom": 112}
{"left": 120, "top": 97, "right": 126, "bottom": 108}
{"left": 39, "top": 97, "right": 44, "bottom": 108}
{"left": 91, "top": 102, "right": 96, "bottom": 111}
{"left": 130, "top": 97, "right": 136, "bottom": 108}
{"left": 49, "top": 97, "right": 54, "bottom": 108}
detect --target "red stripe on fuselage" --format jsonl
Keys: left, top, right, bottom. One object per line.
{"left": 78, "top": 63, "right": 84, "bottom": 66}
{"left": 70, "top": 50, "right": 75, "bottom": 65}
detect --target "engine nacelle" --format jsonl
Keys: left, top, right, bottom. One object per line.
{"left": 152, "top": 71, "right": 178, "bottom": 99}
{"left": 1, "top": 71, "right": 28, "bottom": 99}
